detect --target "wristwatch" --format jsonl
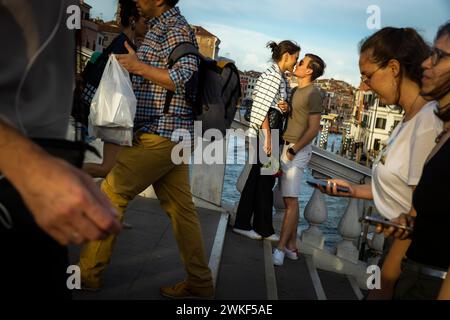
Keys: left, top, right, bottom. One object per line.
{"left": 288, "top": 147, "right": 297, "bottom": 156}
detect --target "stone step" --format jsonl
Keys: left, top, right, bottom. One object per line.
{"left": 274, "top": 253, "right": 318, "bottom": 300}
{"left": 316, "top": 269, "right": 360, "bottom": 300}
{"left": 215, "top": 226, "right": 267, "bottom": 300}
{"left": 69, "top": 196, "right": 223, "bottom": 299}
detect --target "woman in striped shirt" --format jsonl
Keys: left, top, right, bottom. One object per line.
{"left": 233, "top": 40, "right": 300, "bottom": 241}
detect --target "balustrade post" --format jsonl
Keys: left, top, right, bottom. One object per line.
{"left": 336, "top": 198, "right": 362, "bottom": 263}
{"left": 300, "top": 188, "right": 328, "bottom": 249}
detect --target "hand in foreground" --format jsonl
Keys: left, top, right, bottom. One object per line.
{"left": 18, "top": 153, "right": 122, "bottom": 246}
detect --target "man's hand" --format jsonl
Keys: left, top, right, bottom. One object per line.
{"left": 286, "top": 148, "right": 295, "bottom": 161}
{"left": 16, "top": 153, "right": 122, "bottom": 246}
{"left": 278, "top": 100, "right": 289, "bottom": 113}
{"left": 115, "top": 41, "right": 143, "bottom": 75}
{"left": 375, "top": 213, "right": 415, "bottom": 240}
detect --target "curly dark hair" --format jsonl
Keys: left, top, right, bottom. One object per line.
{"left": 118, "top": 0, "right": 140, "bottom": 28}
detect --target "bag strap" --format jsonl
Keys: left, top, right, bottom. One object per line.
{"left": 222, "top": 65, "right": 242, "bottom": 119}
{"left": 72, "top": 28, "right": 85, "bottom": 142}
{"left": 167, "top": 42, "right": 201, "bottom": 68}
{"left": 164, "top": 42, "right": 203, "bottom": 114}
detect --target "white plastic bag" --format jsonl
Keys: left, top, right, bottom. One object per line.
{"left": 91, "top": 126, "right": 133, "bottom": 146}
{"left": 89, "top": 54, "right": 137, "bottom": 128}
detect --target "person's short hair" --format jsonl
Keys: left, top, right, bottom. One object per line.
{"left": 436, "top": 20, "right": 450, "bottom": 41}
{"left": 165, "top": 0, "right": 179, "bottom": 7}
{"left": 359, "top": 27, "right": 430, "bottom": 87}
{"left": 305, "top": 54, "right": 326, "bottom": 81}
{"left": 266, "top": 40, "right": 301, "bottom": 63}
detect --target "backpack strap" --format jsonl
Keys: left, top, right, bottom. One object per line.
{"left": 221, "top": 63, "right": 242, "bottom": 118}
{"left": 164, "top": 42, "right": 202, "bottom": 114}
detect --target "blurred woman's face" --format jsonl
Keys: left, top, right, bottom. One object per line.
{"left": 421, "top": 35, "right": 450, "bottom": 100}
{"left": 359, "top": 50, "right": 399, "bottom": 105}
{"left": 134, "top": 16, "right": 148, "bottom": 39}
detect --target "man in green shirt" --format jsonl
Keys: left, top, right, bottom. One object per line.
{"left": 273, "top": 54, "right": 326, "bottom": 266}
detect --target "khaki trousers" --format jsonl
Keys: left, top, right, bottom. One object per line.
{"left": 79, "top": 133, "right": 213, "bottom": 288}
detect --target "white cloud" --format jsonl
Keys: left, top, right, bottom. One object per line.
{"left": 204, "top": 23, "right": 361, "bottom": 86}
{"left": 203, "top": 23, "right": 281, "bottom": 72}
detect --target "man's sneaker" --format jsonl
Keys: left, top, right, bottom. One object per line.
{"left": 285, "top": 247, "right": 299, "bottom": 260}
{"left": 232, "top": 228, "right": 262, "bottom": 240}
{"left": 160, "top": 281, "right": 214, "bottom": 299}
{"left": 264, "top": 234, "right": 280, "bottom": 242}
{"left": 273, "top": 248, "right": 285, "bottom": 266}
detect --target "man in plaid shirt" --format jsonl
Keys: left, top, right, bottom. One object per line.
{"left": 78, "top": 0, "right": 214, "bottom": 299}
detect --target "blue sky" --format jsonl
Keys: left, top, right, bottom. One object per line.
{"left": 88, "top": 0, "right": 449, "bottom": 86}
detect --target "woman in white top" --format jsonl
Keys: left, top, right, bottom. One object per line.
{"left": 233, "top": 41, "right": 300, "bottom": 240}
{"left": 319, "top": 27, "right": 442, "bottom": 221}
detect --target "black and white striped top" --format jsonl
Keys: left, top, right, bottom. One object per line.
{"left": 249, "top": 63, "right": 287, "bottom": 136}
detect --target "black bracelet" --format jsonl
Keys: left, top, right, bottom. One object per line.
{"left": 288, "top": 147, "right": 296, "bottom": 156}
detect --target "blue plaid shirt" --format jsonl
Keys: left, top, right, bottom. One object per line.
{"left": 132, "top": 7, "right": 198, "bottom": 141}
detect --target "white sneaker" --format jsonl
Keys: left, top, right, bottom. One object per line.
{"left": 233, "top": 228, "right": 262, "bottom": 240}
{"left": 273, "top": 248, "right": 285, "bottom": 266}
{"left": 264, "top": 234, "right": 280, "bottom": 242}
{"left": 284, "top": 248, "right": 299, "bottom": 260}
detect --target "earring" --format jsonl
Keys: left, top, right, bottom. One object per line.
{"left": 131, "top": 20, "right": 136, "bottom": 30}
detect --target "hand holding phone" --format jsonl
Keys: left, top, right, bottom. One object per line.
{"left": 360, "top": 215, "right": 414, "bottom": 232}
{"left": 306, "top": 178, "right": 350, "bottom": 194}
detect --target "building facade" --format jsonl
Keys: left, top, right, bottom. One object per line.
{"left": 239, "top": 71, "right": 262, "bottom": 103}
{"left": 80, "top": 1, "right": 104, "bottom": 52}
{"left": 192, "top": 25, "right": 221, "bottom": 59}
{"left": 349, "top": 87, "right": 403, "bottom": 160}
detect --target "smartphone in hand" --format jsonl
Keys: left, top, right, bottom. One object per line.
{"left": 359, "top": 215, "right": 414, "bottom": 232}
{"left": 306, "top": 178, "right": 350, "bottom": 193}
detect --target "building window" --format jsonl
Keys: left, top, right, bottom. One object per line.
{"left": 374, "top": 139, "right": 381, "bottom": 151}
{"left": 362, "top": 115, "right": 369, "bottom": 128}
{"left": 98, "top": 38, "right": 102, "bottom": 45}
{"left": 375, "top": 118, "right": 386, "bottom": 130}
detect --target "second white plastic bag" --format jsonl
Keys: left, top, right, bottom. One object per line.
{"left": 89, "top": 54, "right": 137, "bottom": 128}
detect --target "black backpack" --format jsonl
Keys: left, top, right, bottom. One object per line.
{"left": 164, "top": 42, "right": 242, "bottom": 135}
